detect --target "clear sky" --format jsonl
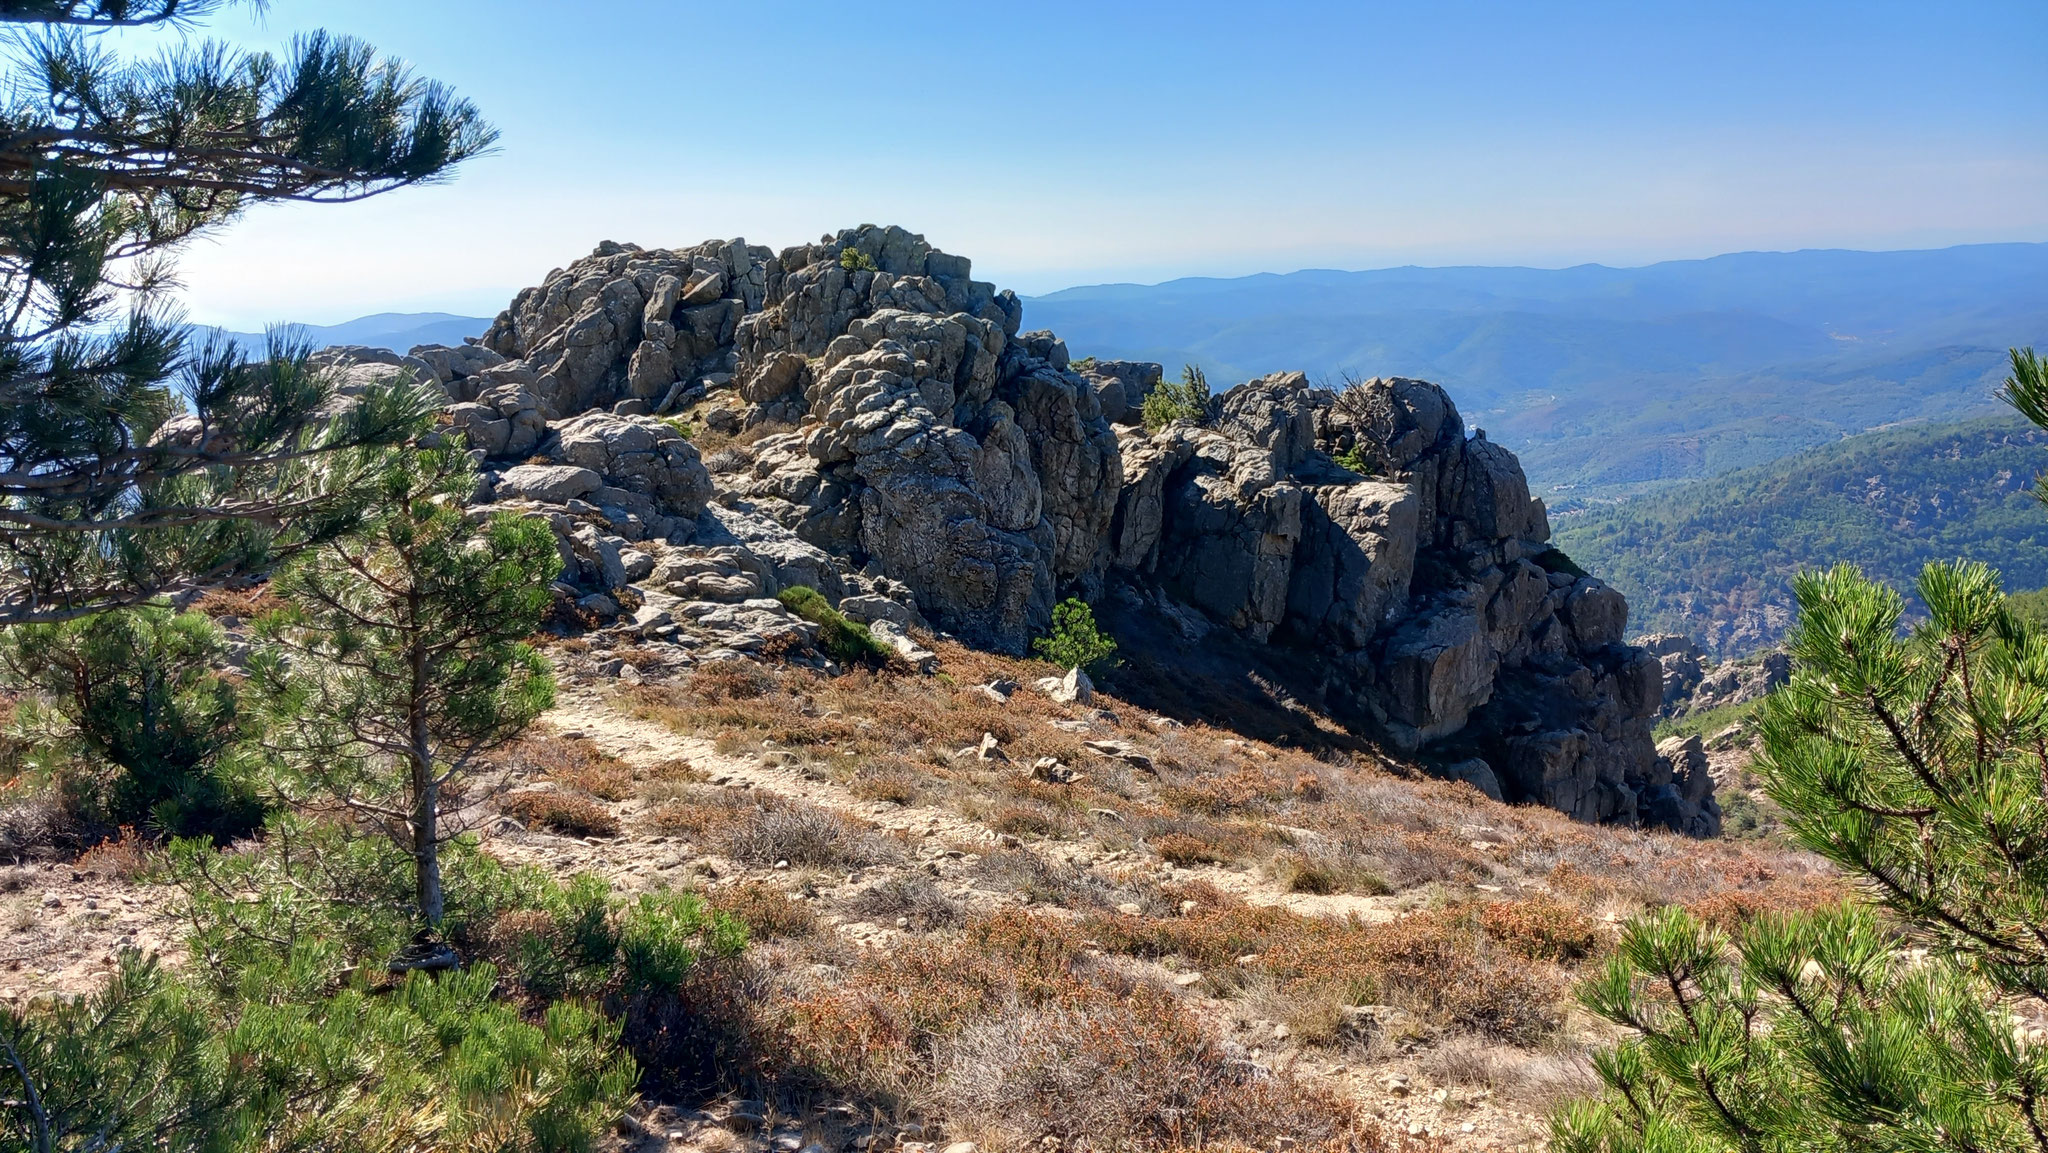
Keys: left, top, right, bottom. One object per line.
{"left": 127, "top": 0, "right": 2048, "bottom": 329}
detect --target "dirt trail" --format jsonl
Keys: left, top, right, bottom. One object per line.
{"left": 539, "top": 687, "right": 1404, "bottom": 923}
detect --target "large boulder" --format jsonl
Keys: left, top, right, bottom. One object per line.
{"left": 549, "top": 412, "right": 713, "bottom": 520}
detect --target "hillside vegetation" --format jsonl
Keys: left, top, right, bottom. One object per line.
{"left": 1553, "top": 414, "right": 2048, "bottom": 657}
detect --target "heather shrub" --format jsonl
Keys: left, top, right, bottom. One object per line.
{"left": 502, "top": 789, "right": 621, "bottom": 838}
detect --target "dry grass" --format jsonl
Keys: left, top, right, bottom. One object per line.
{"left": 1086, "top": 889, "right": 1566, "bottom": 1046}
{"left": 186, "top": 582, "right": 287, "bottom": 619}
{"left": 750, "top": 909, "right": 1384, "bottom": 1148}
{"left": 645, "top": 785, "right": 900, "bottom": 869}
{"left": 500, "top": 790, "right": 621, "bottom": 838}
{"left": 847, "top": 874, "right": 963, "bottom": 930}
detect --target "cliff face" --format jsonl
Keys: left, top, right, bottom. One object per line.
{"left": 389, "top": 224, "right": 1716, "bottom": 836}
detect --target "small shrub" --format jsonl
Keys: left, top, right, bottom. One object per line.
{"left": 850, "top": 873, "right": 964, "bottom": 930}
{"left": 74, "top": 827, "right": 150, "bottom": 881}
{"left": 511, "top": 736, "right": 635, "bottom": 800}
{"left": 838, "top": 246, "right": 878, "bottom": 272}
{"left": 0, "top": 794, "right": 85, "bottom": 862}
{"left": 1479, "top": 897, "right": 1599, "bottom": 962}
{"left": 1141, "top": 364, "right": 1211, "bottom": 431}
{"left": 706, "top": 881, "right": 818, "bottom": 939}
{"left": 850, "top": 767, "right": 919, "bottom": 806}
{"left": 1032, "top": 598, "right": 1118, "bottom": 674}
{"left": 777, "top": 586, "right": 893, "bottom": 667}
{"left": 1332, "top": 444, "right": 1374, "bottom": 474}
{"left": 720, "top": 798, "right": 900, "bottom": 868}
{"left": 502, "top": 790, "right": 621, "bottom": 838}
{"left": 1154, "top": 832, "right": 1226, "bottom": 867}
{"left": 971, "top": 848, "right": 1127, "bottom": 908}
{"left": 1272, "top": 850, "right": 1389, "bottom": 896}
{"left": 992, "top": 805, "right": 1066, "bottom": 840}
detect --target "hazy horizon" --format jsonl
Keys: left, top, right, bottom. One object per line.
{"left": 128, "top": 0, "right": 2046, "bottom": 330}
{"left": 200, "top": 238, "right": 2048, "bottom": 334}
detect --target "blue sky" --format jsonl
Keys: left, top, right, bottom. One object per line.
{"left": 137, "top": 0, "right": 2048, "bottom": 328}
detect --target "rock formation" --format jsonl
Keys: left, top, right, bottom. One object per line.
{"left": 373, "top": 224, "right": 1715, "bottom": 836}
{"left": 1638, "top": 632, "right": 1790, "bottom": 721}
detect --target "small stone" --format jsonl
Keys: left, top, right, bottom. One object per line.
{"left": 1179, "top": 899, "right": 1199, "bottom": 915}
{"left": 1237, "top": 953, "right": 1260, "bottom": 965}
{"left": 942, "top": 1143, "right": 979, "bottom": 1153}
{"left": 1116, "top": 902, "right": 1143, "bottom": 915}
{"left": 1273, "top": 1023, "right": 1290, "bottom": 1040}
{"left": 1172, "top": 972, "right": 1202, "bottom": 987}
{"left": 618, "top": 663, "right": 642, "bottom": 685}
{"left": 1407, "top": 1123, "right": 1427, "bottom": 1137}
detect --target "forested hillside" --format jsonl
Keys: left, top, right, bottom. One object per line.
{"left": 1553, "top": 415, "right": 2048, "bottom": 657}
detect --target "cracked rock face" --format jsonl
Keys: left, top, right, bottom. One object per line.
{"left": 376, "top": 223, "right": 1712, "bottom": 835}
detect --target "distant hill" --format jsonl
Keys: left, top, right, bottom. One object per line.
{"left": 201, "top": 312, "right": 493, "bottom": 360}
{"left": 1024, "top": 243, "right": 2048, "bottom": 499}
{"left": 1551, "top": 414, "right": 2048, "bottom": 658}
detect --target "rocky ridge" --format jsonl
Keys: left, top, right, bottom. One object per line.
{"left": 359, "top": 225, "right": 1715, "bottom": 836}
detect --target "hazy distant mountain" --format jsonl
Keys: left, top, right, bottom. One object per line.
{"left": 1024, "top": 243, "right": 2048, "bottom": 498}
{"left": 203, "top": 312, "right": 492, "bottom": 360}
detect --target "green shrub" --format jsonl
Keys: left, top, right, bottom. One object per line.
{"left": 0, "top": 604, "right": 265, "bottom": 841}
{"left": 1032, "top": 598, "right": 1118, "bottom": 673}
{"left": 1141, "top": 364, "right": 1211, "bottom": 430}
{"left": 0, "top": 938, "right": 638, "bottom": 1152}
{"left": 839, "top": 246, "right": 878, "bottom": 271}
{"left": 776, "top": 585, "right": 894, "bottom": 666}
{"left": 1331, "top": 444, "right": 1374, "bottom": 474}
{"left": 163, "top": 814, "right": 745, "bottom": 1001}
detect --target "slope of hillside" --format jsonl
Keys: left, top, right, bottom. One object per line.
{"left": 1024, "top": 244, "right": 2048, "bottom": 498}
{"left": 1552, "top": 415, "right": 2048, "bottom": 657}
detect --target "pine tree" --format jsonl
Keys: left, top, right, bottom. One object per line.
{"left": 248, "top": 447, "right": 558, "bottom": 941}
{"left": 0, "top": 1, "right": 494, "bottom": 625}
{"left": 0, "top": 603, "right": 260, "bottom": 838}
{"left": 1556, "top": 560, "right": 2048, "bottom": 1152}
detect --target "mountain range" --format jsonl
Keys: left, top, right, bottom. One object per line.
{"left": 1024, "top": 242, "right": 2048, "bottom": 500}
{"left": 203, "top": 311, "right": 492, "bottom": 361}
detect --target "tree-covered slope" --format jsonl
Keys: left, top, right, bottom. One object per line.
{"left": 1552, "top": 415, "right": 2048, "bottom": 657}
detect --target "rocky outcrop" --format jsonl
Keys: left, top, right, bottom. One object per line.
{"left": 1643, "top": 633, "right": 1789, "bottom": 721}
{"left": 375, "top": 223, "right": 1712, "bottom": 835}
